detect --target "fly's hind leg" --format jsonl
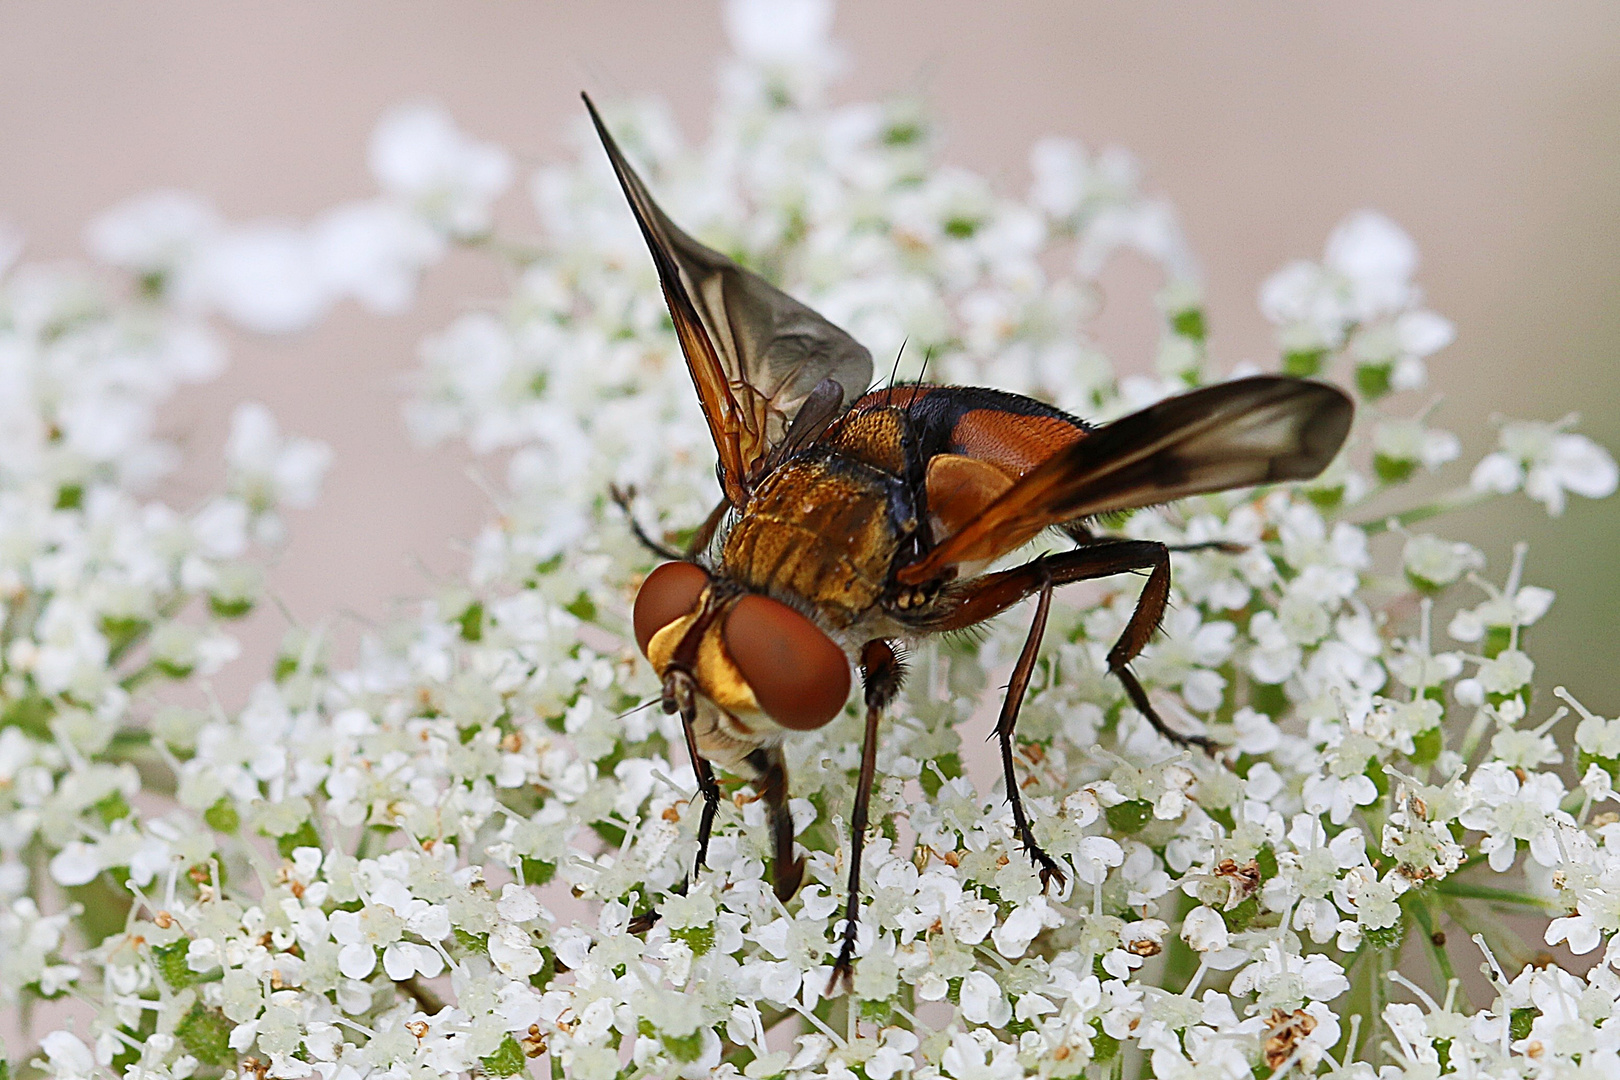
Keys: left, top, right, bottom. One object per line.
{"left": 826, "top": 639, "right": 903, "bottom": 997}
{"left": 991, "top": 560, "right": 1067, "bottom": 891}
{"left": 925, "top": 539, "right": 1216, "bottom": 757}
{"left": 745, "top": 745, "right": 806, "bottom": 903}
{"left": 1063, "top": 519, "right": 1244, "bottom": 557}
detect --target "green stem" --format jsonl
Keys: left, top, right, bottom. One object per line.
{"left": 1355, "top": 486, "right": 1492, "bottom": 536}
{"left": 1443, "top": 898, "right": 1538, "bottom": 973}
{"left": 1409, "top": 899, "right": 1466, "bottom": 1010}
{"left": 1436, "top": 879, "right": 1560, "bottom": 912}
{"left": 1158, "top": 891, "right": 1201, "bottom": 992}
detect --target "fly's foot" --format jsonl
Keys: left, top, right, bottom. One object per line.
{"left": 1112, "top": 663, "right": 1222, "bottom": 756}
{"left": 1014, "top": 827, "right": 1068, "bottom": 893}
{"left": 825, "top": 927, "right": 859, "bottom": 997}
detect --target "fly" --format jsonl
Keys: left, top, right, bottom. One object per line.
{"left": 583, "top": 94, "right": 1353, "bottom": 993}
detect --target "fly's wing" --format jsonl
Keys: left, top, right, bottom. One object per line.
{"left": 896, "top": 376, "right": 1353, "bottom": 584}
{"left": 584, "top": 94, "right": 873, "bottom": 504}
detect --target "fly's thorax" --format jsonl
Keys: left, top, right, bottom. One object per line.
{"left": 720, "top": 454, "right": 906, "bottom": 629}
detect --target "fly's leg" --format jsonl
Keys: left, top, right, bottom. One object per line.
{"left": 1063, "top": 521, "right": 1243, "bottom": 556}
{"left": 610, "top": 484, "right": 684, "bottom": 561}
{"left": 680, "top": 709, "right": 725, "bottom": 878}
{"left": 826, "top": 639, "right": 903, "bottom": 997}
{"left": 683, "top": 498, "right": 729, "bottom": 560}
{"left": 628, "top": 709, "right": 723, "bottom": 935}
{"left": 745, "top": 746, "right": 806, "bottom": 903}
{"left": 1098, "top": 545, "right": 1217, "bottom": 753}
{"left": 610, "top": 485, "right": 730, "bottom": 562}
{"left": 992, "top": 561, "right": 1066, "bottom": 891}
{"left": 922, "top": 539, "right": 1215, "bottom": 752}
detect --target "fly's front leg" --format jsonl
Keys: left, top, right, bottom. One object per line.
{"left": 680, "top": 709, "right": 725, "bottom": 878}
{"left": 629, "top": 707, "right": 723, "bottom": 935}
{"left": 826, "top": 639, "right": 903, "bottom": 997}
{"left": 610, "top": 485, "right": 729, "bottom": 562}
{"left": 993, "top": 562, "right": 1066, "bottom": 891}
{"left": 610, "top": 484, "right": 684, "bottom": 561}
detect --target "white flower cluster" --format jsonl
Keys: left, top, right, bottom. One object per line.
{"left": 7, "top": 2, "right": 1620, "bottom": 1079}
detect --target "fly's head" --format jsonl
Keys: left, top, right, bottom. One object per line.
{"left": 632, "top": 561, "right": 851, "bottom": 733}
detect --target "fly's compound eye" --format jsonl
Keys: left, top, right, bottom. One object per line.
{"left": 722, "top": 594, "right": 850, "bottom": 730}
{"left": 633, "top": 562, "right": 710, "bottom": 656}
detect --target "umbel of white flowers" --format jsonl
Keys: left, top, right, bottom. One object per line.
{"left": 4, "top": 1, "right": 1619, "bottom": 1079}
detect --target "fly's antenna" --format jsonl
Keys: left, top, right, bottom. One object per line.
{"left": 614, "top": 697, "right": 662, "bottom": 722}
{"left": 906, "top": 347, "right": 934, "bottom": 419}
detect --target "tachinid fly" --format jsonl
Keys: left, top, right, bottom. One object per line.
{"left": 583, "top": 94, "right": 1353, "bottom": 992}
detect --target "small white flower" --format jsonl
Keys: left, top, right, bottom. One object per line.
{"left": 1181, "top": 907, "right": 1228, "bottom": 953}
{"left": 1471, "top": 417, "right": 1618, "bottom": 515}
{"left": 369, "top": 103, "right": 513, "bottom": 237}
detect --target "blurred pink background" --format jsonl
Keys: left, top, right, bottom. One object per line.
{"left": 0, "top": 2, "right": 1615, "bottom": 707}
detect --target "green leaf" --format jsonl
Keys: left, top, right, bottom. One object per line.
{"left": 1579, "top": 751, "right": 1620, "bottom": 784}
{"left": 151, "top": 938, "right": 194, "bottom": 989}
{"left": 209, "top": 595, "right": 254, "bottom": 619}
{"left": 1483, "top": 625, "right": 1513, "bottom": 659}
{"left": 2, "top": 694, "right": 54, "bottom": 739}
{"left": 1365, "top": 759, "right": 1390, "bottom": 797}
{"left": 176, "top": 1002, "right": 232, "bottom": 1065}
{"left": 528, "top": 948, "right": 558, "bottom": 994}
{"left": 1355, "top": 361, "right": 1394, "bottom": 400}
{"left": 1221, "top": 896, "right": 1260, "bottom": 932}
{"left": 663, "top": 1029, "right": 706, "bottom": 1063}
{"left": 1306, "top": 483, "right": 1346, "bottom": 510}
{"left": 458, "top": 601, "right": 484, "bottom": 643}
{"left": 94, "top": 789, "right": 132, "bottom": 825}
{"left": 100, "top": 616, "right": 149, "bottom": 655}
{"left": 884, "top": 120, "right": 924, "bottom": 146}
{"left": 1282, "top": 349, "right": 1327, "bottom": 378}
{"left": 520, "top": 857, "right": 556, "bottom": 887}
{"left": 1373, "top": 453, "right": 1418, "bottom": 484}
{"left": 1409, "top": 726, "right": 1443, "bottom": 766}
{"left": 454, "top": 927, "right": 490, "bottom": 954}
{"left": 55, "top": 483, "right": 84, "bottom": 510}
{"left": 1170, "top": 308, "right": 1206, "bottom": 342}
{"left": 480, "top": 1034, "right": 527, "bottom": 1077}
{"left": 204, "top": 798, "right": 240, "bottom": 834}
{"left": 271, "top": 819, "right": 321, "bottom": 859}
{"left": 590, "top": 820, "right": 626, "bottom": 848}
{"left": 1509, "top": 1006, "right": 1539, "bottom": 1041}
{"left": 563, "top": 592, "right": 597, "bottom": 622}
{"left": 1105, "top": 799, "right": 1154, "bottom": 833}
{"left": 1090, "top": 1019, "right": 1119, "bottom": 1063}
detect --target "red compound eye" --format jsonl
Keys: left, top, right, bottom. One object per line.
{"left": 632, "top": 562, "right": 709, "bottom": 656}
{"left": 723, "top": 594, "right": 850, "bottom": 730}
